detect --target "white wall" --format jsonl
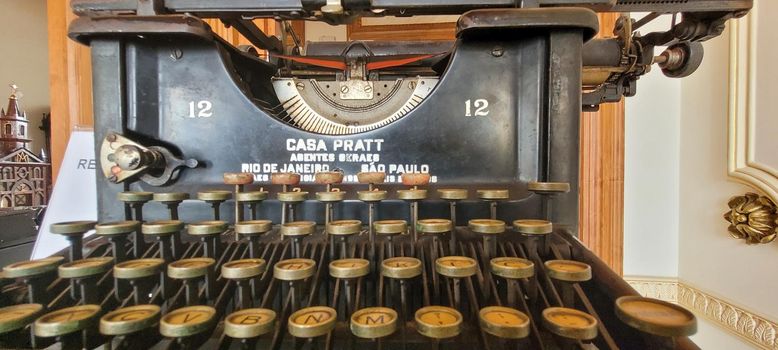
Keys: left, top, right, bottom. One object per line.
{"left": 0, "top": 0, "right": 49, "bottom": 155}
{"left": 623, "top": 15, "right": 681, "bottom": 278}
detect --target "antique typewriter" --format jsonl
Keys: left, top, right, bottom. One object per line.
{"left": 0, "top": 0, "right": 751, "bottom": 349}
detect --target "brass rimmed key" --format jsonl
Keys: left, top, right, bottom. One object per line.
{"left": 398, "top": 172, "right": 430, "bottom": 245}
{"left": 1, "top": 256, "right": 64, "bottom": 304}
{"left": 142, "top": 220, "right": 184, "bottom": 262}
{"left": 514, "top": 219, "right": 553, "bottom": 257}
{"left": 415, "top": 306, "right": 463, "bottom": 340}
{"left": 272, "top": 172, "right": 305, "bottom": 224}
{"left": 100, "top": 304, "right": 161, "bottom": 336}
{"left": 59, "top": 257, "right": 114, "bottom": 304}
{"left": 315, "top": 171, "right": 345, "bottom": 226}
{"left": 542, "top": 307, "right": 598, "bottom": 348}
{"left": 327, "top": 219, "right": 362, "bottom": 259}
{"left": 152, "top": 192, "right": 190, "bottom": 220}
{"left": 435, "top": 256, "right": 477, "bottom": 311}
{"left": 437, "top": 189, "right": 468, "bottom": 254}
{"left": 198, "top": 190, "right": 232, "bottom": 220}
{"left": 188, "top": 220, "right": 228, "bottom": 259}
{"left": 236, "top": 191, "right": 268, "bottom": 221}
{"left": 224, "top": 172, "right": 254, "bottom": 224}
{"left": 118, "top": 191, "right": 153, "bottom": 222}
{"left": 274, "top": 258, "right": 316, "bottom": 312}
{"left": 50, "top": 221, "right": 96, "bottom": 262}
{"left": 224, "top": 308, "right": 276, "bottom": 339}
{"left": 477, "top": 189, "right": 509, "bottom": 220}
{"left": 288, "top": 306, "right": 337, "bottom": 339}
{"left": 0, "top": 304, "right": 43, "bottom": 335}
{"left": 374, "top": 220, "right": 407, "bottom": 258}
{"left": 168, "top": 258, "right": 216, "bottom": 305}
{"left": 615, "top": 296, "right": 696, "bottom": 337}
{"left": 545, "top": 260, "right": 592, "bottom": 307}
{"left": 281, "top": 221, "right": 315, "bottom": 258}
{"left": 479, "top": 306, "right": 531, "bottom": 340}
{"left": 222, "top": 259, "right": 266, "bottom": 309}
{"left": 235, "top": 220, "right": 272, "bottom": 258}
{"left": 468, "top": 219, "right": 505, "bottom": 261}
{"left": 34, "top": 304, "right": 102, "bottom": 348}
{"left": 160, "top": 305, "right": 216, "bottom": 346}
{"left": 528, "top": 181, "right": 570, "bottom": 221}
{"left": 351, "top": 307, "right": 398, "bottom": 341}
{"left": 114, "top": 258, "right": 165, "bottom": 305}
{"left": 96, "top": 220, "right": 140, "bottom": 262}
{"left": 357, "top": 172, "right": 387, "bottom": 248}
{"left": 490, "top": 257, "right": 535, "bottom": 307}
{"left": 380, "top": 257, "right": 421, "bottom": 325}
{"left": 329, "top": 258, "right": 370, "bottom": 316}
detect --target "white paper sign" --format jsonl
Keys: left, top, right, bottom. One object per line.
{"left": 32, "top": 131, "right": 97, "bottom": 259}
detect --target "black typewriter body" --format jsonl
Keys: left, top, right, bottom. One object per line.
{"left": 0, "top": 1, "right": 751, "bottom": 349}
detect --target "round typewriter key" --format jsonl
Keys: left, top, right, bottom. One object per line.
{"left": 615, "top": 296, "right": 697, "bottom": 337}
{"left": 100, "top": 304, "right": 161, "bottom": 335}
{"left": 397, "top": 188, "right": 427, "bottom": 200}
{"left": 224, "top": 308, "right": 276, "bottom": 339}
{"left": 479, "top": 306, "right": 531, "bottom": 339}
{"left": 160, "top": 305, "right": 216, "bottom": 338}
{"left": 1, "top": 256, "right": 63, "bottom": 278}
{"left": 415, "top": 306, "right": 462, "bottom": 339}
{"left": 477, "top": 189, "right": 510, "bottom": 200}
{"left": 114, "top": 258, "right": 164, "bottom": 279}
{"left": 513, "top": 219, "right": 553, "bottom": 235}
{"left": 314, "top": 171, "right": 344, "bottom": 184}
{"left": 358, "top": 190, "right": 388, "bottom": 202}
{"left": 542, "top": 307, "right": 598, "bottom": 340}
{"left": 274, "top": 258, "right": 316, "bottom": 281}
{"left": 374, "top": 220, "right": 407, "bottom": 235}
{"left": 277, "top": 190, "right": 308, "bottom": 202}
{"left": 316, "top": 190, "right": 346, "bottom": 202}
{"left": 223, "top": 172, "right": 254, "bottom": 185}
{"left": 417, "top": 219, "right": 453, "bottom": 234}
{"left": 401, "top": 172, "right": 430, "bottom": 186}
{"left": 153, "top": 192, "right": 190, "bottom": 202}
{"left": 528, "top": 181, "right": 571, "bottom": 194}
{"left": 117, "top": 191, "right": 154, "bottom": 203}
{"left": 490, "top": 257, "right": 534, "bottom": 279}
{"left": 0, "top": 304, "right": 43, "bottom": 334}
{"left": 357, "top": 172, "right": 386, "bottom": 184}
{"left": 235, "top": 220, "right": 273, "bottom": 235}
{"left": 271, "top": 172, "right": 301, "bottom": 185}
{"left": 167, "top": 258, "right": 215, "bottom": 279}
{"left": 545, "top": 260, "right": 592, "bottom": 282}
{"left": 468, "top": 219, "right": 506, "bottom": 234}
{"left": 50, "top": 220, "right": 97, "bottom": 235}
{"left": 438, "top": 188, "right": 468, "bottom": 200}
{"left": 350, "top": 307, "right": 398, "bottom": 339}
{"left": 197, "top": 190, "right": 232, "bottom": 201}
{"left": 381, "top": 257, "right": 422, "bottom": 279}
{"left": 95, "top": 220, "right": 140, "bottom": 236}
{"left": 326, "top": 220, "right": 362, "bottom": 236}
{"left": 329, "top": 258, "right": 370, "bottom": 279}
{"left": 221, "top": 259, "right": 266, "bottom": 280}
{"left": 58, "top": 257, "right": 113, "bottom": 279}
{"left": 288, "top": 306, "right": 337, "bottom": 338}
{"left": 34, "top": 304, "right": 101, "bottom": 338}
{"left": 281, "top": 221, "right": 316, "bottom": 236}
{"left": 236, "top": 191, "right": 268, "bottom": 202}
{"left": 142, "top": 220, "right": 184, "bottom": 235}
{"left": 435, "top": 256, "right": 478, "bottom": 278}
{"left": 187, "top": 220, "right": 228, "bottom": 235}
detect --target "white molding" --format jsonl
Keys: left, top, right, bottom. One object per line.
{"left": 624, "top": 277, "right": 778, "bottom": 349}
{"left": 727, "top": 2, "right": 778, "bottom": 204}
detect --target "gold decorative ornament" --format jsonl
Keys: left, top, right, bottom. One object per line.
{"left": 723, "top": 192, "right": 777, "bottom": 244}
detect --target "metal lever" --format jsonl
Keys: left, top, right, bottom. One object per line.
{"left": 100, "top": 132, "right": 198, "bottom": 186}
